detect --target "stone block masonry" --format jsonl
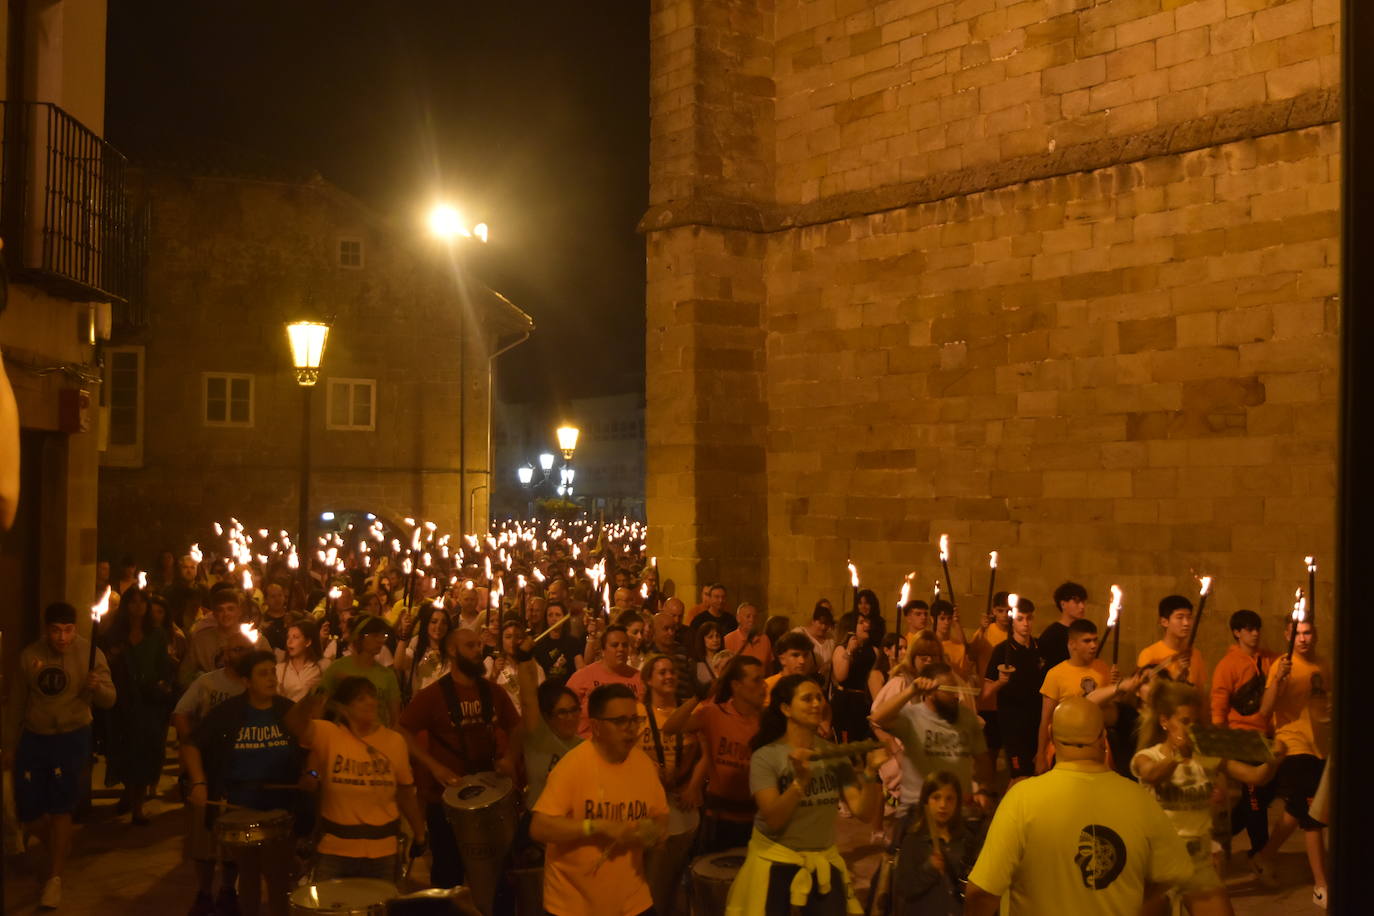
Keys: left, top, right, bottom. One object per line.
{"left": 645, "top": 0, "right": 1338, "bottom": 666}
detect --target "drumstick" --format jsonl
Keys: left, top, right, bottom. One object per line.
{"left": 936, "top": 685, "right": 979, "bottom": 696}
{"left": 533, "top": 615, "right": 569, "bottom": 643}
{"left": 808, "top": 739, "right": 882, "bottom": 762}
{"left": 589, "top": 840, "right": 619, "bottom": 874}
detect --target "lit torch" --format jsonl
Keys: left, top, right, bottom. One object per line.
{"left": 1186, "top": 575, "right": 1212, "bottom": 651}
{"left": 1287, "top": 589, "right": 1306, "bottom": 660}
{"left": 1106, "top": 585, "right": 1123, "bottom": 664}
{"left": 137, "top": 571, "right": 148, "bottom": 590}
{"left": 89, "top": 587, "right": 111, "bottom": 668}
{"left": 985, "top": 551, "right": 998, "bottom": 623}
{"left": 1305, "top": 556, "right": 1316, "bottom": 620}
{"left": 240, "top": 622, "right": 258, "bottom": 645}
{"left": 847, "top": 561, "right": 859, "bottom": 615}
{"left": 938, "top": 534, "right": 955, "bottom": 608}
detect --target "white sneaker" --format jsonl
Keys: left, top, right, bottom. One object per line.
{"left": 40, "top": 876, "right": 61, "bottom": 909}
{"left": 1312, "top": 886, "right": 1328, "bottom": 909}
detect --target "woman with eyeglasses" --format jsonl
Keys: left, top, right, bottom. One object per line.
{"left": 514, "top": 632, "right": 583, "bottom": 810}
{"left": 726, "top": 674, "right": 887, "bottom": 916}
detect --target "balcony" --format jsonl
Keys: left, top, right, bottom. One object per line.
{"left": 1, "top": 101, "right": 145, "bottom": 309}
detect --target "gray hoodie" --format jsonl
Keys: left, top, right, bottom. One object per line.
{"left": 6, "top": 636, "right": 116, "bottom": 746}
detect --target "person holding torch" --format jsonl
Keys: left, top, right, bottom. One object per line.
{"left": 3, "top": 602, "right": 117, "bottom": 909}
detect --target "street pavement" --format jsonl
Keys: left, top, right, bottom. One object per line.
{"left": 1, "top": 768, "right": 1329, "bottom": 914}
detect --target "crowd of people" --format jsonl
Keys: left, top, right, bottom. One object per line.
{"left": 2, "top": 517, "right": 1333, "bottom": 916}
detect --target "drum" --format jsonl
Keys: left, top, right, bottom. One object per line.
{"left": 689, "top": 848, "right": 746, "bottom": 915}
{"left": 509, "top": 865, "right": 543, "bottom": 916}
{"left": 289, "top": 879, "right": 397, "bottom": 915}
{"left": 441, "top": 773, "right": 516, "bottom": 915}
{"left": 214, "top": 808, "right": 293, "bottom": 851}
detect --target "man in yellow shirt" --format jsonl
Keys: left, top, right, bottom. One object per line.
{"left": 1261, "top": 617, "right": 1328, "bottom": 729}
{"left": 965, "top": 698, "right": 1191, "bottom": 915}
{"left": 1037, "top": 620, "right": 1136, "bottom": 773}
{"left": 1137, "top": 595, "right": 1208, "bottom": 691}
{"left": 532, "top": 684, "right": 669, "bottom": 916}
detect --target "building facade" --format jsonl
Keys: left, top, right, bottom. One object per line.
{"left": 97, "top": 168, "right": 530, "bottom": 564}
{"left": 0, "top": 0, "right": 133, "bottom": 670}
{"left": 644, "top": 0, "right": 1338, "bottom": 661}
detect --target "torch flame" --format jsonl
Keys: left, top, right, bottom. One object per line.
{"left": 403, "top": 517, "right": 415, "bottom": 526}
{"left": 1108, "top": 585, "right": 1122, "bottom": 628}
{"left": 189, "top": 543, "right": 203, "bottom": 563}
{"left": 1008, "top": 593, "right": 1019, "bottom": 619}
{"left": 532, "top": 569, "right": 546, "bottom": 583}
{"left": 287, "top": 551, "right": 299, "bottom": 570}
{"left": 328, "top": 586, "right": 342, "bottom": 600}
{"left": 848, "top": 561, "right": 859, "bottom": 589}
{"left": 989, "top": 550, "right": 998, "bottom": 569}
{"left": 239, "top": 622, "right": 258, "bottom": 643}
{"left": 241, "top": 569, "right": 253, "bottom": 592}
{"left": 1305, "top": 555, "right": 1316, "bottom": 573}
{"left": 650, "top": 556, "right": 657, "bottom": 568}
{"left": 640, "top": 582, "right": 649, "bottom": 599}
{"left": 91, "top": 586, "right": 112, "bottom": 624}
{"left": 1292, "top": 589, "right": 1306, "bottom": 622}
{"left": 137, "top": 571, "right": 147, "bottom": 590}
{"left": 1199, "top": 576, "right": 1212, "bottom": 597}
{"left": 402, "top": 558, "right": 413, "bottom": 575}
{"left": 939, "top": 533, "right": 949, "bottom": 563}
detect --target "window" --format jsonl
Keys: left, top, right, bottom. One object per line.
{"left": 203, "top": 373, "right": 254, "bottom": 427}
{"left": 327, "top": 378, "right": 376, "bottom": 431}
{"left": 101, "top": 346, "right": 143, "bottom": 466}
{"left": 339, "top": 238, "right": 364, "bottom": 269}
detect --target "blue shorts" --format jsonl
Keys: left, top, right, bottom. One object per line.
{"left": 14, "top": 726, "right": 91, "bottom": 822}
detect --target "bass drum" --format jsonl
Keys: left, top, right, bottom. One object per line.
{"left": 289, "top": 878, "right": 397, "bottom": 915}
{"left": 689, "top": 848, "right": 747, "bottom": 915}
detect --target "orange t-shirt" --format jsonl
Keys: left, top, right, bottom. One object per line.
{"left": 304, "top": 719, "right": 414, "bottom": 859}
{"left": 1265, "top": 652, "right": 1328, "bottom": 729}
{"left": 534, "top": 741, "right": 668, "bottom": 916}
{"left": 762, "top": 672, "right": 782, "bottom": 707}
{"left": 696, "top": 699, "right": 759, "bottom": 821}
{"left": 724, "top": 630, "right": 772, "bottom": 667}
{"left": 1137, "top": 641, "right": 1208, "bottom": 691}
{"left": 942, "top": 640, "right": 972, "bottom": 680}
{"left": 1040, "top": 658, "right": 1113, "bottom": 704}
{"left": 566, "top": 661, "right": 645, "bottom": 737}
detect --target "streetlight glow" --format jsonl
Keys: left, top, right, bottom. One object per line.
{"left": 428, "top": 203, "right": 488, "bottom": 243}
{"left": 539, "top": 453, "right": 555, "bottom": 472}
{"left": 517, "top": 466, "right": 534, "bottom": 485}
{"left": 556, "top": 425, "right": 580, "bottom": 460}
{"left": 285, "top": 321, "right": 330, "bottom": 386}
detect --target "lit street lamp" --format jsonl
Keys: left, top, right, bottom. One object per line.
{"left": 556, "top": 424, "right": 580, "bottom": 460}
{"left": 285, "top": 320, "right": 330, "bottom": 598}
{"left": 539, "top": 452, "right": 555, "bottom": 472}
{"left": 429, "top": 201, "right": 488, "bottom": 534}
{"left": 517, "top": 466, "right": 534, "bottom": 486}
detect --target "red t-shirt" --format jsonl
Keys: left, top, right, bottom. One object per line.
{"left": 398, "top": 675, "right": 520, "bottom": 802}
{"left": 697, "top": 700, "right": 759, "bottom": 821}
{"left": 566, "top": 661, "right": 645, "bottom": 737}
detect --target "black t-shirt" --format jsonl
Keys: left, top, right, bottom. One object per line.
{"left": 260, "top": 613, "right": 290, "bottom": 652}
{"left": 986, "top": 637, "right": 1047, "bottom": 717}
{"left": 690, "top": 610, "right": 738, "bottom": 638}
{"left": 535, "top": 635, "right": 584, "bottom": 685}
{"left": 1038, "top": 621, "right": 1070, "bottom": 669}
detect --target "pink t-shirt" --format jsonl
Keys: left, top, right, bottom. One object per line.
{"left": 566, "top": 661, "right": 645, "bottom": 737}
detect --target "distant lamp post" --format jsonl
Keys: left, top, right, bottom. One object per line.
{"left": 286, "top": 319, "right": 330, "bottom": 591}
{"left": 539, "top": 452, "right": 556, "bottom": 472}
{"left": 556, "top": 425, "right": 580, "bottom": 460}
{"left": 517, "top": 466, "right": 534, "bottom": 485}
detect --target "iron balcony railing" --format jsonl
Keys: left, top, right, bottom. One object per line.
{"left": 1, "top": 100, "right": 145, "bottom": 307}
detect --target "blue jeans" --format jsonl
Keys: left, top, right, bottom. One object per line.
{"left": 314, "top": 852, "right": 396, "bottom": 882}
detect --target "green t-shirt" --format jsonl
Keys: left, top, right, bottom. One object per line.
{"left": 321, "top": 656, "right": 402, "bottom": 727}
{"left": 749, "top": 739, "right": 856, "bottom": 851}
{"left": 523, "top": 718, "right": 581, "bottom": 809}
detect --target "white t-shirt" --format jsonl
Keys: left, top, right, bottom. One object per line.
{"left": 1130, "top": 745, "right": 1221, "bottom": 840}
{"left": 968, "top": 761, "right": 1191, "bottom": 915}
{"left": 275, "top": 659, "right": 324, "bottom": 702}
{"left": 884, "top": 696, "right": 987, "bottom": 802}
{"left": 484, "top": 655, "right": 543, "bottom": 713}
{"left": 173, "top": 668, "right": 244, "bottom": 728}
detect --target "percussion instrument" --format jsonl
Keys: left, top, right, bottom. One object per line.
{"left": 214, "top": 808, "right": 293, "bottom": 851}
{"left": 384, "top": 886, "right": 482, "bottom": 916}
{"left": 289, "top": 879, "right": 397, "bottom": 915}
{"left": 508, "top": 866, "right": 543, "bottom": 916}
{"left": 442, "top": 772, "right": 516, "bottom": 915}
{"left": 689, "top": 848, "right": 746, "bottom": 915}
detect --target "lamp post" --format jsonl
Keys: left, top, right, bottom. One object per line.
{"left": 428, "top": 202, "right": 488, "bottom": 534}
{"left": 285, "top": 320, "right": 329, "bottom": 600}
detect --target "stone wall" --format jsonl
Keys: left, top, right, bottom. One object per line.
{"left": 644, "top": 0, "right": 1339, "bottom": 664}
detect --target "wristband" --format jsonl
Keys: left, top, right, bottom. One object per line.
{"left": 583, "top": 818, "right": 595, "bottom": 837}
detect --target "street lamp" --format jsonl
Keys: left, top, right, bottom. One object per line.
{"left": 428, "top": 201, "right": 489, "bottom": 535}
{"left": 556, "top": 425, "right": 580, "bottom": 460}
{"left": 286, "top": 320, "right": 329, "bottom": 594}
{"left": 517, "top": 466, "right": 534, "bottom": 485}
{"left": 538, "top": 452, "right": 555, "bottom": 472}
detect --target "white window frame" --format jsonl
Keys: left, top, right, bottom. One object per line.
{"left": 338, "top": 237, "right": 365, "bottom": 269}
{"left": 202, "top": 372, "right": 255, "bottom": 428}
{"left": 326, "top": 377, "right": 377, "bottom": 431}
{"left": 101, "top": 345, "right": 145, "bottom": 467}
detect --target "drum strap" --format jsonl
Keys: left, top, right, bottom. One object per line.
{"left": 437, "top": 676, "right": 495, "bottom": 771}
{"left": 319, "top": 816, "right": 401, "bottom": 840}
{"left": 646, "top": 705, "right": 683, "bottom": 770}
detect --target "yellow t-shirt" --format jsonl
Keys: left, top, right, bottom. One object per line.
{"left": 762, "top": 672, "right": 783, "bottom": 707}
{"left": 967, "top": 760, "right": 1192, "bottom": 915}
{"left": 1265, "top": 653, "right": 1328, "bottom": 729}
{"left": 305, "top": 719, "right": 414, "bottom": 859}
{"left": 942, "top": 640, "right": 972, "bottom": 680}
{"left": 1137, "top": 641, "right": 1207, "bottom": 691}
{"left": 534, "top": 740, "right": 669, "bottom": 916}
{"left": 1274, "top": 711, "right": 1325, "bottom": 760}
{"left": 1041, "top": 658, "right": 1113, "bottom": 704}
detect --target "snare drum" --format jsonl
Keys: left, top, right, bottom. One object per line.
{"left": 442, "top": 773, "right": 516, "bottom": 915}
{"left": 689, "top": 848, "right": 747, "bottom": 915}
{"left": 214, "top": 808, "right": 293, "bottom": 851}
{"left": 289, "top": 879, "right": 396, "bottom": 916}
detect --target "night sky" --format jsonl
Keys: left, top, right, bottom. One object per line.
{"left": 105, "top": 1, "right": 649, "bottom": 403}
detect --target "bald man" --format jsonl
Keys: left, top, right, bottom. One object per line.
{"left": 652, "top": 610, "right": 696, "bottom": 703}
{"left": 965, "top": 698, "right": 1190, "bottom": 916}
